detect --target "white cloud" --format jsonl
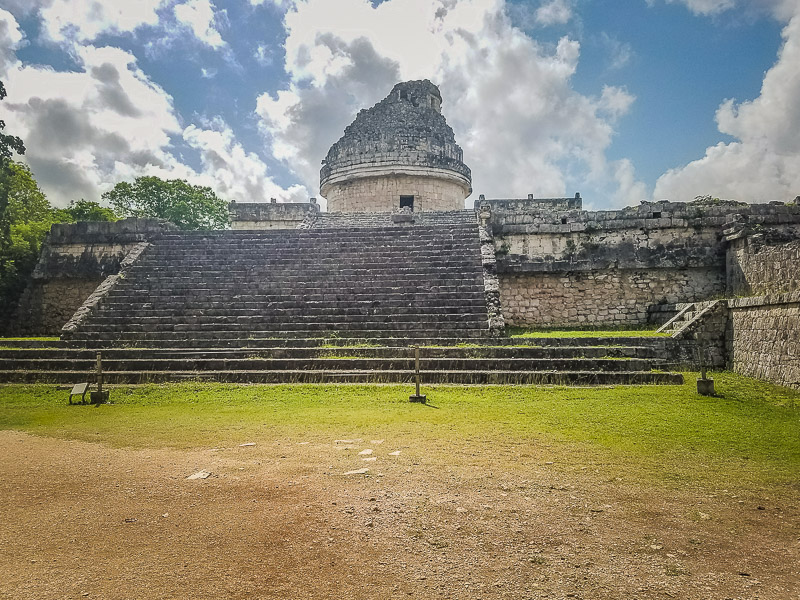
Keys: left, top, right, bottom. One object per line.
{"left": 655, "top": 0, "right": 800, "bottom": 20}
{"left": 534, "top": 0, "right": 574, "bottom": 26}
{"left": 654, "top": 9, "right": 800, "bottom": 202}
{"left": 174, "top": 0, "right": 226, "bottom": 49}
{"left": 38, "top": 0, "right": 168, "bottom": 45}
{"left": 0, "top": 10, "right": 302, "bottom": 206}
{"left": 257, "top": 0, "right": 641, "bottom": 207}
{"left": 598, "top": 32, "right": 633, "bottom": 70}
{"left": 0, "top": 8, "right": 24, "bottom": 77}
{"left": 183, "top": 121, "right": 310, "bottom": 202}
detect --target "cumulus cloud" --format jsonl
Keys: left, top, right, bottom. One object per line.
{"left": 0, "top": 10, "right": 303, "bottom": 206}
{"left": 183, "top": 121, "right": 309, "bottom": 202}
{"left": 654, "top": 3, "right": 800, "bottom": 202}
{"left": 0, "top": 8, "right": 24, "bottom": 77}
{"left": 37, "top": 0, "right": 168, "bottom": 45}
{"left": 174, "top": 0, "right": 226, "bottom": 49}
{"left": 534, "top": 0, "right": 574, "bottom": 26}
{"left": 257, "top": 0, "right": 641, "bottom": 207}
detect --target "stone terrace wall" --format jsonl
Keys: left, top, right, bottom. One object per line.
{"left": 489, "top": 200, "right": 800, "bottom": 327}
{"left": 726, "top": 230, "right": 800, "bottom": 296}
{"left": 491, "top": 200, "right": 744, "bottom": 326}
{"left": 229, "top": 201, "right": 318, "bottom": 230}
{"left": 501, "top": 268, "right": 724, "bottom": 327}
{"left": 728, "top": 292, "right": 800, "bottom": 389}
{"left": 12, "top": 218, "right": 174, "bottom": 335}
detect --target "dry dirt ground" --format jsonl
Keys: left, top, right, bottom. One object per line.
{"left": 0, "top": 430, "right": 798, "bottom": 600}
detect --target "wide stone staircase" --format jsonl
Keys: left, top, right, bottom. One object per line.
{"left": 0, "top": 218, "right": 685, "bottom": 385}
{"left": 65, "top": 224, "right": 490, "bottom": 345}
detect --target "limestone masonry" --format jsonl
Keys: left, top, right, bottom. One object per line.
{"left": 8, "top": 79, "right": 799, "bottom": 390}
{"left": 320, "top": 80, "right": 471, "bottom": 212}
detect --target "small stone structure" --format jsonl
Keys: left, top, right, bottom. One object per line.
{"left": 320, "top": 80, "right": 471, "bottom": 213}
{"left": 229, "top": 199, "right": 319, "bottom": 230}
{"left": 13, "top": 219, "right": 175, "bottom": 335}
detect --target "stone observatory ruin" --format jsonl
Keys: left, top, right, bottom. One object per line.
{"left": 319, "top": 80, "right": 472, "bottom": 213}
{"left": 5, "top": 79, "right": 800, "bottom": 390}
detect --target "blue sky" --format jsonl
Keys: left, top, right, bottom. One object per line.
{"left": 0, "top": 0, "right": 797, "bottom": 210}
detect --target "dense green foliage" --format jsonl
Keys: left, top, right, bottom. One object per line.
{"left": 102, "top": 176, "right": 230, "bottom": 230}
{"left": 1, "top": 373, "right": 798, "bottom": 487}
{"left": 55, "top": 199, "right": 119, "bottom": 223}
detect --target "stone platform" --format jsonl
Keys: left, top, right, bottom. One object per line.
{"left": 0, "top": 337, "right": 683, "bottom": 385}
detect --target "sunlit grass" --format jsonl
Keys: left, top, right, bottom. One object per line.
{"left": 1, "top": 372, "right": 798, "bottom": 489}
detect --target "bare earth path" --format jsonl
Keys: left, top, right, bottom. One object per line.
{"left": 1, "top": 430, "right": 797, "bottom": 599}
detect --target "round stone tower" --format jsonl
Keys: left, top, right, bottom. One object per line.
{"left": 320, "top": 80, "right": 472, "bottom": 213}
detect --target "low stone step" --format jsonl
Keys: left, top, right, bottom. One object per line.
{"left": 0, "top": 369, "right": 684, "bottom": 386}
{"left": 94, "top": 302, "right": 487, "bottom": 317}
{"left": 65, "top": 328, "right": 490, "bottom": 341}
{"left": 86, "top": 313, "right": 488, "bottom": 326}
{"left": 0, "top": 357, "right": 655, "bottom": 372}
{"left": 0, "top": 345, "right": 664, "bottom": 360}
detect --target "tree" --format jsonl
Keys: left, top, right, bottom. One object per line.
{"left": 102, "top": 176, "right": 229, "bottom": 230}
{"left": 0, "top": 80, "right": 26, "bottom": 245}
{"left": 2, "top": 162, "right": 50, "bottom": 226}
{"left": 55, "top": 199, "right": 118, "bottom": 223}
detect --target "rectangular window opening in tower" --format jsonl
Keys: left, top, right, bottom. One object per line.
{"left": 400, "top": 195, "right": 414, "bottom": 211}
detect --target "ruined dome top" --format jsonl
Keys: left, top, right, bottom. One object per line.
{"left": 319, "top": 80, "right": 471, "bottom": 194}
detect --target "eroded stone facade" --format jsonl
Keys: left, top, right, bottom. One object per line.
{"left": 320, "top": 80, "right": 471, "bottom": 212}
{"left": 322, "top": 173, "right": 465, "bottom": 213}
{"left": 13, "top": 219, "right": 175, "bottom": 335}
{"left": 500, "top": 268, "right": 725, "bottom": 328}
{"left": 730, "top": 293, "right": 800, "bottom": 389}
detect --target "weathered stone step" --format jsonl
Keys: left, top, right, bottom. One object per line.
{"left": 0, "top": 357, "right": 655, "bottom": 372}
{"left": 66, "top": 328, "right": 490, "bottom": 341}
{"left": 0, "top": 369, "right": 684, "bottom": 386}
{"left": 95, "top": 302, "right": 487, "bottom": 316}
{"left": 87, "top": 313, "right": 488, "bottom": 326}
{"left": 0, "top": 345, "right": 663, "bottom": 360}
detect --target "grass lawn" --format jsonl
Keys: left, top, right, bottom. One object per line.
{"left": 508, "top": 326, "right": 670, "bottom": 338}
{"left": 1, "top": 372, "right": 798, "bottom": 490}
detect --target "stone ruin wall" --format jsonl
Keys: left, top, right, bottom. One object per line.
{"left": 729, "top": 292, "right": 800, "bottom": 389}
{"left": 229, "top": 201, "right": 318, "bottom": 230}
{"left": 490, "top": 200, "right": 752, "bottom": 327}
{"left": 13, "top": 219, "right": 175, "bottom": 336}
{"left": 500, "top": 268, "right": 724, "bottom": 328}
{"left": 726, "top": 228, "right": 800, "bottom": 297}
{"left": 324, "top": 173, "right": 466, "bottom": 213}
{"left": 723, "top": 225, "right": 800, "bottom": 389}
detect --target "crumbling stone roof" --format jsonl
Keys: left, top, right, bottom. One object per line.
{"left": 320, "top": 80, "right": 471, "bottom": 190}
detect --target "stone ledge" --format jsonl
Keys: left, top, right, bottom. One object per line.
{"left": 728, "top": 291, "right": 800, "bottom": 309}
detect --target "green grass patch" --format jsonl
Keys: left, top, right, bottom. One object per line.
{"left": 0, "top": 337, "right": 60, "bottom": 342}
{"left": 1, "top": 373, "right": 798, "bottom": 488}
{"left": 508, "top": 325, "right": 669, "bottom": 338}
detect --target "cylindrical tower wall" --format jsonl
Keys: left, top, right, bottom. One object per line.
{"left": 325, "top": 174, "right": 467, "bottom": 213}
{"left": 319, "top": 80, "right": 471, "bottom": 213}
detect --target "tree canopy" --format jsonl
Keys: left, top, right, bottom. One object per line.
{"left": 55, "top": 199, "right": 119, "bottom": 223}
{"left": 0, "top": 81, "right": 24, "bottom": 164}
{"left": 102, "top": 176, "right": 229, "bottom": 230}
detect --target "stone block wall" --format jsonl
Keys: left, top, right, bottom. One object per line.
{"left": 491, "top": 200, "right": 800, "bottom": 327}
{"left": 14, "top": 279, "right": 103, "bottom": 335}
{"left": 728, "top": 292, "right": 800, "bottom": 389}
{"left": 229, "top": 201, "right": 318, "bottom": 230}
{"left": 323, "top": 173, "right": 466, "bottom": 213}
{"left": 12, "top": 218, "right": 174, "bottom": 336}
{"left": 727, "top": 234, "right": 800, "bottom": 296}
{"left": 500, "top": 267, "right": 725, "bottom": 327}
